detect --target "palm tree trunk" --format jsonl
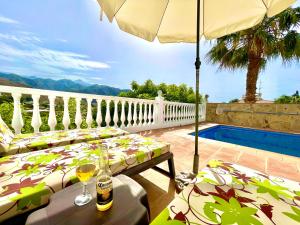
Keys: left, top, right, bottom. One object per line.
{"left": 245, "top": 55, "right": 261, "bottom": 103}
{"left": 245, "top": 38, "right": 263, "bottom": 103}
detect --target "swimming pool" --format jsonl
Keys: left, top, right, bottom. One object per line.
{"left": 190, "top": 125, "right": 300, "bottom": 157}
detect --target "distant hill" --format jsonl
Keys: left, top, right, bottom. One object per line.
{"left": 0, "top": 72, "right": 127, "bottom": 96}
{"left": 0, "top": 77, "right": 29, "bottom": 88}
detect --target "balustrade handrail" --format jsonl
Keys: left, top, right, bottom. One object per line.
{"left": 0, "top": 85, "right": 156, "bottom": 104}
{"left": 0, "top": 85, "right": 206, "bottom": 134}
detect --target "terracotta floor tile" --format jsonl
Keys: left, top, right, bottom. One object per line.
{"left": 267, "top": 158, "right": 300, "bottom": 181}
{"left": 237, "top": 152, "right": 266, "bottom": 173}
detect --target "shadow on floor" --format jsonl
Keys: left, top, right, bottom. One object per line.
{"left": 132, "top": 173, "right": 176, "bottom": 221}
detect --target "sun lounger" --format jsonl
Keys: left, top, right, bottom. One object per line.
{"left": 0, "top": 116, "right": 128, "bottom": 156}
{"left": 151, "top": 159, "right": 300, "bottom": 225}
{"left": 0, "top": 134, "right": 174, "bottom": 222}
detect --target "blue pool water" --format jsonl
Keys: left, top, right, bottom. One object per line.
{"left": 191, "top": 125, "right": 300, "bottom": 157}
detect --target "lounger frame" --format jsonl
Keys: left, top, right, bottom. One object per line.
{"left": 117, "top": 152, "right": 175, "bottom": 179}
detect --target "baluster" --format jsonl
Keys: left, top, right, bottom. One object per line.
{"left": 192, "top": 105, "right": 195, "bottom": 119}
{"left": 169, "top": 104, "right": 172, "bottom": 121}
{"left": 48, "top": 95, "right": 57, "bottom": 131}
{"left": 148, "top": 103, "right": 152, "bottom": 125}
{"left": 179, "top": 105, "right": 183, "bottom": 121}
{"left": 199, "top": 104, "right": 202, "bottom": 120}
{"left": 172, "top": 105, "right": 175, "bottom": 122}
{"left": 62, "top": 96, "right": 70, "bottom": 131}
{"left": 113, "top": 100, "right": 119, "bottom": 127}
{"left": 162, "top": 104, "right": 165, "bottom": 123}
{"left": 75, "top": 97, "right": 82, "bottom": 129}
{"left": 126, "top": 101, "right": 132, "bottom": 127}
{"left": 105, "top": 99, "right": 111, "bottom": 127}
{"left": 132, "top": 101, "right": 138, "bottom": 127}
{"left": 120, "top": 100, "right": 126, "bottom": 128}
{"left": 143, "top": 103, "right": 148, "bottom": 125}
{"left": 138, "top": 102, "right": 143, "bottom": 126}
{"left": 186, "top": 105, "right": 189, "bottom": 120}
{"left": 86, "top": 98, "right": 93, "bottom": 128}
{"left": 167, "top": 104, "right": 170, "bottom": 122}
{"left": 175, "top": 105, "right": 178, "bottom": 121}
{"left": 11, "top": 93, "right": 23, "bottom": 134}
{"left": 169, "top": 104, "right": 173, "bottom": 121}
{"left": 96, "top": 99, "right": 102, "bottom": 127}
{"left": 31, "top": 94, "right": 42, "bottom": 133}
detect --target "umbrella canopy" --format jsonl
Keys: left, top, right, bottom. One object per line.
{"left": 96, "top": 0, "right": 295, "bottom": 174}
{"left": 97, "top": 0, "right": 295, "bottom": 43}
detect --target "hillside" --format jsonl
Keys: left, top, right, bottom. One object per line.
{"left": 0, "top": 72, "right": 127, "bottom": 96}
{"left": 0, "top": 78, "right": 29, "bottom": 88}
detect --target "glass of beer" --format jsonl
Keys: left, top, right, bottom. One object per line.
{"left": 74, "top": 156, "right": 97, "bottom": 206}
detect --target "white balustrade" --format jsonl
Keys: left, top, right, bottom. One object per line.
{"left": 96, "top": 99, "right": 102, "bottom": 127}
{"left": 120, "top": 100, "right": 125, "bottom": 128}
{"left": 105, "top": 99, "right": 111, "bottom": 127}
{"left": 48, "top": 95, "right": 57, "bottom": 131}
{"left": 113, "top": 100, "right": 119, "bottom": 127}
{"left": 75, "top": 97, "right": 82, "bottom": 129}
{"left": 0, "top": 85, "right": 206, "bottom": 134}
{"left": 127, "top": 101, "right": 132, "bottom": 127}
{"left": 138, "top": 102, "right": 143, "bottom": 126}
{"left": 86, "top": 98, "right": 93, "bottom": 128}
{"left": 147, "top": 103, "right": 152, "bottom": 125}
{"left": 143, "top": 103, "right": 148, "bottom": 126}
{"left": 11, "top": 93, "right": 23, "bottom": 134}
{"left": 62, "top": 96, "right": 70, "bottom": 130}
{"left": 31, "top": 94, "right": 42, "bottom": 133}
{"left": 132, "top": 101, "right": 138, "bottom": 127}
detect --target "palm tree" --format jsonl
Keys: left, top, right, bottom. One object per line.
{"left": 207, "top": 7, "right": 300, "bottom": 103}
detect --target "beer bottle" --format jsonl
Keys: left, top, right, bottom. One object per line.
{"left": 96, "top": 147, "right": 113, "bottom": 211}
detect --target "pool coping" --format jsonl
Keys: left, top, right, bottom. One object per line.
{"left": 181, "top": 123, "right": 300, "bottom": 165}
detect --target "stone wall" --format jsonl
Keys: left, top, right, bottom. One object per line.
{"left": 206, "top": 103, "right": 300, "bottom": 132}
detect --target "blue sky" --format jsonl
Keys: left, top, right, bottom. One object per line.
{"left": 0, "top": 0, "right": 299, "bottom": 102}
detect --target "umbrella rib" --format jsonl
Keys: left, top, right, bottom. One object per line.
{"left": 154, "top": 0, "right": 170, "bottom": 40}
{"left": 111, "top": 0, "right": 128, "bottom": 20}
{"left": 261, "top": 0, "right": 268, "bottom": 10}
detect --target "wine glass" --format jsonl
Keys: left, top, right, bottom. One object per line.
{"left": 74, "top": 156, "right": 97, "bottom": 206}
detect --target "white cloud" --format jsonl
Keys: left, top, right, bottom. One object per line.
{"left": 0, "top": 28, "right": 109, "bottom": 83}
{"left": 0, "top": 33, "right": 42, "bottom": 44}
{"left": 0, "top": 42, "right": 110, "bottom": 72}
{"left": 0, "top": 15, "right": 19, "bottom": 24}
{"left": 56, "top": 38, "right": 68, "bottom": 43}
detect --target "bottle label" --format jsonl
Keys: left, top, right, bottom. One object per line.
{"left": 97, "top": 179, "right": 113, "bottom": 205}
{"left": 97, "top": 189, "right": 113, "bottom": 205}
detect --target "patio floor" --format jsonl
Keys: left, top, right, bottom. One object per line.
{"left": 133, "top": 123, "right": 300, "bottom": 221}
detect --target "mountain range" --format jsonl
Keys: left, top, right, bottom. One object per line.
{"left": 0, "top": 72, "right": 128, "bottom": 96}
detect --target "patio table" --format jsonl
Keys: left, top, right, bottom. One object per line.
{"left": 26, "top": 174, "right": 149, "bottom": 225}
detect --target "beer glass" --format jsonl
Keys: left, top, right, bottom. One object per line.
{"left": 74, "top": 156, "right": 97, "bottom": 206}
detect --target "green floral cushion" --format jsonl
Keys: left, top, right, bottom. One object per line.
{"left": 0, "top": 134, "right": 170, "bottom": 222}
{"left": 0, "top": 116, "right": 14, "bottom": 154}
{"left": 5, "top": 127, "right": 129, "bottom": 155}
{"left": 151, "top": 159, "right": 300, "bottom": 225}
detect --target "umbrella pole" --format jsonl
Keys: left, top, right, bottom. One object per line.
{"left": 193, "top": 0, "right": 201, "bottom": 175}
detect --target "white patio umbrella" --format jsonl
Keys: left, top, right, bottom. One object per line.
{"left": 96, "top": 0, "right": 295, "bottom": 174}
